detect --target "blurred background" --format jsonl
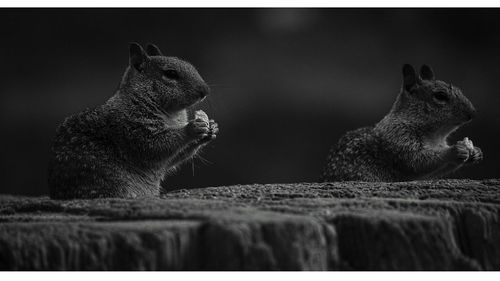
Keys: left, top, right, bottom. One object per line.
{"left": 1, "top": 8, "right": 499, "bottom": 196}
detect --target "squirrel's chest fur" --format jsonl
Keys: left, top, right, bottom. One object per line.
{"left": 162, "top": 110, "right": 189, "bottom": 128}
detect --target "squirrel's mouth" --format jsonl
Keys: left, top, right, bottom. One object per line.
{"left": 187, "top": 96, "right": 206, "bottom": 109}
{"left": 455, "top": 118, "right": 471, "bottom": 126}
{"left": 197, "top": 96, "right": 207, "bottom": 104}
{"left": 433, "top": 125, "right": 459, "bottom": 140}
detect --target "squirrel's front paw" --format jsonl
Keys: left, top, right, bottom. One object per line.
{"left": 199, "top": 119, "right": 218, "bottom": 143}
{"left": 451, "top": 140, "right": 470, "bottom": 163}
{"left": 186, "top": 118, "right": 210, "bottom": 140}
{"left": 186, "top": 110, "right": 219, "bottom": 143}
{"left": 458, "top": 137, "right": 482, "bottom": 164}
{"left": 467, "top": 146, "right": 483, "bottom": 164}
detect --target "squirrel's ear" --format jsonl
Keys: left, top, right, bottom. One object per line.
{"left": 146, "top": 43, "right": 163, "bottom": 56}
{"left": 420, "top": 64, "right": 435, "bottom": 80}
{"left": 402, "top": 64, "right": 419, "bottom": 91}
{"left": 129, "top": 42, "right": 148, "bottom": 72}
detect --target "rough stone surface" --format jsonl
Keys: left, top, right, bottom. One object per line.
{"left": 0, "top": 179, "right": 499, "bottom": 270}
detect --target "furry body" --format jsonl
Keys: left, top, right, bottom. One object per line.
{"left": 322, "top": 64, "right": 482, "bottom": 182}
{"left": 48, "top": 43, "right": 217, "bottom": 198}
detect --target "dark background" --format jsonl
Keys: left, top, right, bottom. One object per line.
{"left": 1, "top": 8, "right": 499, "bottom": 196}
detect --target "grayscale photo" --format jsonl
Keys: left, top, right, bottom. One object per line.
{"left": 0, "top": 7, "right": 499, "bottom": 271}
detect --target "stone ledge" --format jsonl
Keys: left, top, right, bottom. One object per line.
{"left": 0, "top": 179, "right": 499, "bottom": 270}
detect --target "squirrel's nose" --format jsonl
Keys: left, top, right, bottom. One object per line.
{"left": 197, "top": 84, "right": 210, "bottom": 98}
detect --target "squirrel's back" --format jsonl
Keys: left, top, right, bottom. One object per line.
{"left": 322, "top": 126, "right": 398, "bottom": 181}
{"left": 48, "top": 106, "right": 145, "bottom": 198}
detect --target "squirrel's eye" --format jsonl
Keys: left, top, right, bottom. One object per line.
{"left": 163, "top": 69, "right": 179, "bottom": 80}
{"left": 433, "top": 92, "right": 449, "bottom": 102}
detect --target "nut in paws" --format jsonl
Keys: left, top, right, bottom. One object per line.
{"left": 467, "top": 146, "right": 483, "bottom": 164}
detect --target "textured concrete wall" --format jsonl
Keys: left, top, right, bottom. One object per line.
{"left": 1, "top": 179, "right": 499, "bottom": 270}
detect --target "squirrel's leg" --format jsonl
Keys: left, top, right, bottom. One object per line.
{"left": 146, "top": 127, "right": 197, "bottom": 159}
{"left": 430, "top": 144, "right": 482, "bottom": 178}
{"left": 420, "top": 162, "right": 463, "bottom": 179}
{"left": 417, "top": 140, "right": 471, "bottom": 179}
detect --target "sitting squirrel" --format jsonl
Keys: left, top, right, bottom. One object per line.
{"left": 48, "top": 43, "right": 218, "bottom": 199}
{"left": 322, "top": 64, "right": 482, "bottom": 182}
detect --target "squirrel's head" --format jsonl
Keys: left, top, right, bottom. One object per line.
{"left": 123, "top": 42, "right": 210, "bottom": 113}
{"left": 394, "top": 64, "right": 476, "bottom": 129}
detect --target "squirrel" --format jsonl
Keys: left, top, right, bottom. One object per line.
{"left": 321, "top": 64, "right": 483, "bottom": 182}
{"left": 48, "top": 43, "right": 218, "bottom": 199}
